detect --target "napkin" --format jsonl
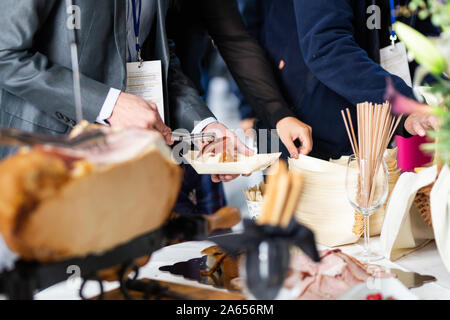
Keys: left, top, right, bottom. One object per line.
{"left": 380, "top": 166, "right": 437, "bottom": 261}
{"left": 430, "top": 165, "right": 450, "bottom": 272}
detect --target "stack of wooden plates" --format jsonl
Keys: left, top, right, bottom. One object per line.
{"left": 289, "top": 149, "right": 401, "bottom": 247}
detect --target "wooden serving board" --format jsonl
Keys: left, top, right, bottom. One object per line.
{"left": 95, "top": 279, "right": 245, "bottom": 300}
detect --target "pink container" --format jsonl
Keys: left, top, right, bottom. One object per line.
{"left": 396, "top": 135, "right": 433, "bottom": 172}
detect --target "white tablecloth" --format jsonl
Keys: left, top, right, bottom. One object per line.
{"left": 33, "top": 236, "right": 450, "bottom": 300}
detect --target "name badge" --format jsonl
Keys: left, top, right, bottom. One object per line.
{"left": 126, "top": 60, "right": 165, "bottom": 121}
{"left": 380, "top": 42, "right": 412, "bottom": 87}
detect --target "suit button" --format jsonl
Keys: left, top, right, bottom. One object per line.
{"left": 62, "top": 115, "right": 70, "bottom": 123}
{"left": 70, "top": 120, "right": 76, "bottom": 127}
{"left": 55, "top": 112, "right": 63, "bottom": 120}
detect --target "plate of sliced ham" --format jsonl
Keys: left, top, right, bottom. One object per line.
{"left": 285, "top": 249, "right": 402, "bottom": 300}
{"left": 224, "top": 249, "right": 407, "bottom": 300}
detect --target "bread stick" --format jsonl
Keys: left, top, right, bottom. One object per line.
{"left": 258, "top": 161, "right": 289, "bottom": 226}
{"left": 279, "top": 170, "right": 303, "bottom": 228}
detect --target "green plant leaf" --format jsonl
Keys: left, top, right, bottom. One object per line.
{"left": 394, "top": 22, "right": 447, "bottom": 74}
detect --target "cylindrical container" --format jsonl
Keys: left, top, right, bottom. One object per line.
{"left": 239, "top": 241, "right": 301, "bottom": 300}
{"left": 246, "top": 200, "right": 263, "bottom": 222}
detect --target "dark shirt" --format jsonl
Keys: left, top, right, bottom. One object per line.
{"left": 166, "top": 0, "right": 296, "bottom": 128}
{"left": 234, "top": 0, "right": 270, "bottom": 121}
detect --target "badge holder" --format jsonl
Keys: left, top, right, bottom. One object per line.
{"left": 65, "top": 0, "right": 84, "bottom": 124}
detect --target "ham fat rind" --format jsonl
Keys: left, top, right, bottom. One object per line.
{"left": 0, "top": 126, "right": 182, "bottom": 262}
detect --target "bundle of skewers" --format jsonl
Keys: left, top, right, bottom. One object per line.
{"left": 341, "top": 102, "right": 403, "bottom": 208}
{"left": 243, "top": 182, "right": 266, "bottom": 203}
{"left": 243, "top": 182, "right": 266, "bottom": 221}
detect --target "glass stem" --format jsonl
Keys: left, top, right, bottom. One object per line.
{"left": 363, "top": 214, "right": 370, "bottom": 256}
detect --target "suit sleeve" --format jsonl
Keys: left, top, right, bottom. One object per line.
{"left": 200, "top": 0, "right": 296, "bottom": 128}
{"left": 167, "top": 39, "right": 216, "bottom": 132}
{"left": 294, "top": 0, "right": 415, "bottom": 138}
{"left": 294, "top": 0, "right": 414, "bottom": 105}
{"left": 0, "top": 0, "right": 111, "bottom": 125}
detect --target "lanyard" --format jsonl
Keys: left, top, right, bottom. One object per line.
{"left": 131, "top": 0, "right": 143, "bottom": 63}
{"left": 389, "top": 0, "right": 398, "bottom": 45}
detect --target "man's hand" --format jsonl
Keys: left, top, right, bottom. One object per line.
{"left": 404, "top": 112, "right": 439, "bottom": 137}
{"left": 108, "top": 92, "right": 173, "bottom": 145}
{"left": 276, "top": 117, "right": 313, "bottom": 159}
{"left": 201, "top": 122, "right": 254, "bottom": 183}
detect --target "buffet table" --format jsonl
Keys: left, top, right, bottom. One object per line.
{"left": 35, "top": 236, "right": 450, "bottom": 300}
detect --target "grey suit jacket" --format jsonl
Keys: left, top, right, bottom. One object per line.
{"left": 0, "top": 0, "right": 215, "bottom": 158}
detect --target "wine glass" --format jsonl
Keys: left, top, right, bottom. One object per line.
{"left": 346, "top": 155, "right": 389, "bottom": 262}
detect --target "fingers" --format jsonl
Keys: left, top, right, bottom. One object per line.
{"left": 211, "top": 174, "right": 239, "bottom": 183}
{"left": 279, "top": 125, "right": 313, "bottom": 158}
{"left": 152, "top": 122, "right": 173, "bottom": 145}
{"left": 219, "top": 129, "right": 252, "bottom": 156}
{"left": 201, "top": 132, "right": 252, "bottom": 157}
{"left": 280, "top": 135, "right": 300, "bottom": 159}
{"left": 221, "top": 174, "right": 239, "bottom": 182}
{"left": 201, "top": 122, "right": 252, "bottom": 157}
{"left": 298, "top": 127, "right": 313, "bottom": 155}
{"left": 147, "top": 102, "right": 158, "bottom": 111}
{"left": 427, "top": 115, "right": 439, "bottom": 131}
{"left": 412, "top": 121, "right": 426, "bottom": 137}
{"left": 276, "top": 117, "right": 313, "bottom": 158}
{"left": 163, "top": 131, "right": 174, "bottom": 145}
{"left": 143, "top": 103, "right": 173, "bottom": 145}
{"left": 109, "top": 95, "right": 172, "bottom": 146}
{"left": 405, "top": 113, "right": 440, "bottom": 137}
{"left": 236, "top": 138, "right": 254, "bottom": 156}
{"left": 201, "top": 140, "right": 220, "bottom": 155}
{"left": 158, "top": 122, "right": 173, "bottom": 146}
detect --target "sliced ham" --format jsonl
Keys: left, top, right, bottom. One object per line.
{"left": 333, "top": 251, "right": 372, "bottom": 281}
{"left": 39, "top": 128, "right": 168, "bottom": 168}
{"left": 290, "top": 249, "right": 395, "bottom": 300}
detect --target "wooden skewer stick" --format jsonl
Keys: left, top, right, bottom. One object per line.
{"left": 342, "top": 110, "right": 357, "bottom": 157}
{"left": 346, "top": 108, "right": 359, "bottom": 158}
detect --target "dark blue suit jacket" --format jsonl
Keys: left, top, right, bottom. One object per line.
{"left": 260, "top": 0, "right": 416, "bottom": 159}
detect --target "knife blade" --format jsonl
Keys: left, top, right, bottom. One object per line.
{"left": 172, "top": 132, "right": 216, "bottom": 144}
{"left": 389, "top": 268, "right": 436, "bottom": 289}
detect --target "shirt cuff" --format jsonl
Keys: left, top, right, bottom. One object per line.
{"left": 191, "top": 117, "right": 218, "bottom": 134}
{"left": 96, "top": 88, "right": 122, "bottom": 125}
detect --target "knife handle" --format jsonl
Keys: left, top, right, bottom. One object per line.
{"left": 204, "top": 206, "right": 241, "bottom": 234}
{"left": 172, "top": 133, "right": 216, "bottom": 143}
